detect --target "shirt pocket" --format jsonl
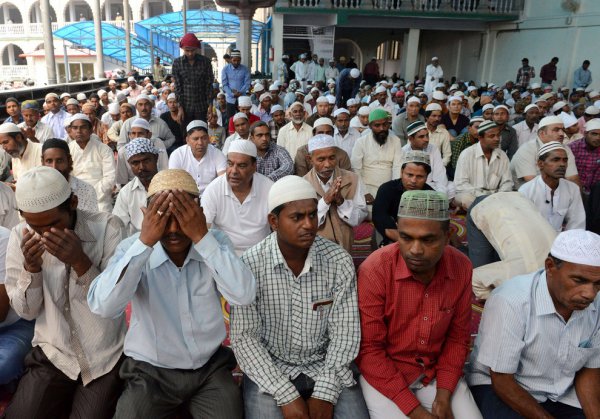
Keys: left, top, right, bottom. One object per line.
{"left": 430, "top": 307, "right": 455, "bottom": 342}
{"left": 566, "top": 345, "right": 600, "bottom": 372}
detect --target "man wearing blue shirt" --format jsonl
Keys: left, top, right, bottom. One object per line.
{"left": 573, "top": 60, "right": 592, "bottom": 90}
{"left": 221, "top": 50, "right": 251, "bottom": 120}
{"left": 88, "top": 169, "right": 256, "bottom": 419}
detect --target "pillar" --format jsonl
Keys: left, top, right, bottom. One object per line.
{"left": 7, "top": 44, "right": 14, "bottom": 65}
{"left": 402, "top": 28, "right": 420, "bottom": 81}
{"left": 236, "top": 12, "right": 253, "bottom": 69}
{"left": 41, "top": 0, "right": 56, "bottom": 84}
{"left": 92, "top": 0, "right": 104, "bottom": 78}
{"left": 271, "top": 12, "right": 283, "bottom": 77}
{"left": 2, "top": 5, "right": 10, "bottom": 23}
{"left": 124, "top": 0, "right": 132, "bottom": 71}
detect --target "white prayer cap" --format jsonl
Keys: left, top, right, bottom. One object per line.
{"left": 346, "top": 98, "right": 358, "bottom": 106}
{"left": 576, "top": 87, "right": 585, "bottom": 92}
{"left": 131, "top": 117, "right": 151, "bottom": 131}
{"left": 268, "top": 175, "right": 318, "bottom": 213}
{"left": 585, "top": 106, "right": 600, "bottom": 115}
{"left": 254, "top": 84, "right": 265, "bottom": 93}
{"left": 559, "top": 112, "right": 578, "bottom": 129}
{"left": 76, "top": 93, "right": 86, "bottom": 101}
{"left": 431, "top": 56, "right": 438, "bottom": 61}
{"left": 327, "top": 79, "right": 336, "bottom": 85}
{"left": 313, "top": 117, "right": 334, "bottom": 128}
{"left": 269, "top": 84, "right": 278, "bottom": 91}
{"left": 228, "top": 139, "right": 257, "bottom": 158}
{"left": 270, "top": 104, "right": 284, "bottom": 114}
{"left": 98, "top": 89, "right": 107, "bottom": 96}
{"left": 108, "top": 103, "right": 120, "bottom": 115}
{"left": 375, "top": 85, "right": 387, "bottom": 94}
{"left": 44, "top": 92, "right": 59, "bottom": 101}
{"left": 136, "top": 94, "right": 152, "bottom": 104}
{"left": 589, "top": 90, "right": 600, "bottom": 98}
{"left": 467, "top": 86, "right": 478, "bottom": 92}
{"left": 0, "top": 122, "right": 21, "bottom": 134}
{"left": 538, "top": 141, "right": 565, "bottom": 158}
{"left": 108, "top": 79, "right": 117, "bottom": 85}
{"left": 333, "top": 108, "right": 349, "bottom": 117}
{"left": 125, "top": 138, "right": 161, "bottom": 160}
{"left": 238, "top": 96, "right": 252, "bottom": 107}
{"left": 469, "top": 116, "right": 485, "bottom": 124}
{"left": 551, "top": 101, "right": 567, "bottom": 113}
{"left": 406, "top": 120, "right": 427, "bottom": 136}
{"left": 585, "top": 119, "right": 600, "bottom": 132}
{"left": 550, "top": 230, "right": 600, "bottom": 267}
{"left": 316, "top": 96, "right": 328, "bottom": 104}
{"left": 310, "top": 87, "right": 320, "bottom": 93}
{"left": 69, "top": 113, "right": 91, "bottom": 126}
{"left": 66, "top": 98, "right": 79, "bottom": 107}
{"left": 289, "top": 101, "right": 305, "bottom": 110}
{"left": 449, "top": 84, "right": 459, "bottom": 91}
{"left": 482, "top": 104, "right": 495, "bottom": 112}
{"left": 273, "top": 80, "right": 282, "bottom": 87}
{"left": 435, "top": 83, "right": 445, "bottom": 89}
{"left": 60, "top": 92, "right": 71, "bottom": 99}
{"left": 16, "top": 166, "right": 71, "bottom": 213}
{"left": 259, "top": 93, "right": 271, "bottom": 102}
{"left": 447, "top": 95, "right": 462, "bottom": 103}
{"left": 358, "top": 106, "right": 371, "bottom": 116}
{"left": 455, "top": 91, "right": 465, "bottom": 97}
{"left": 217, "top": 92, "right": 226, "bottom": 98}
{"left": 407, "top": 97, "right": 421, "bottom": 105}
{"left": 425, "top": 103, "right": 442, "bottom": 112}
{"left": 585, "top": 87, "right": 594, "bottom": 93}
{"left": 186, "top": 120, "right": 208, "bottom": 133}
{"left": 167, "top": 93, "right": 177, "bottom": 101}
{"left": 538, "top": 115, "right": 564, "bottom": 129}
{"left": 327, "top": 96, "right": 336, "bottom": 104}
{"left": 432, "top": 91, "right": 446, "bottom": 101}
{"left": 127, "top": 76, "right": 135, "bottom": 82}
{"left": 493, "top": 105, "right": 510, "bottom": 112}
{"left": 308, "top": 134, "right": 336, "bottom": 152}
{"left": 524, "top": 104, "right": 539, "bottom": 113}
{"left": 350, "top": 68, "right": 360, "bottom": 78}
{"left": 521, "top": 91, "right": 531, "bottom": 98}
{"left": 144, "top": 76, "right": 151, "bottom": 81}
{"left": 232, "top": 112, "right": 248, "bottom": 122}
{"left": 531, "top": 82, "right": 541, "bottom": 89}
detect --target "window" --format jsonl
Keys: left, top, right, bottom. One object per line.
{"left": 388, "top": 40, "right": 401, "bottom": 60}
{"left": 376, "top": 42, "right": 385, "bottom": 60}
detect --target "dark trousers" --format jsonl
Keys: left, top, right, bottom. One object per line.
{"left": 471, "top": 385, "right": 585, "bottom": 419}
{"left": 4, "top": 346, "right": 123, "bottom": 419}
{"left": 114, "top": 346, "right": 242, "bottom": 419}
{"left": 226, "top": 102, "right": 238, "bottom": 121}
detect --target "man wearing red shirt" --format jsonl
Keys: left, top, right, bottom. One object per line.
{"left": 356, "top": 190, "right": 482, "bottom": 419}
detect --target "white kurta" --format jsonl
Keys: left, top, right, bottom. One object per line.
{"left": 168, "top": 144, "right": 226, "bottom": 195}
{"left": 112, "top": 176, "right": 147, "bottom": 235}
{"left": 115, "top": 137, "right": 168, "bottom": 185}
{"left": 69, "top": 138, "right": 116, "bottom": 212}
{"left": 17, "top": 121, "right": 55, "bottom": 144}
{"left": 276, "top": 122, "right": 313, "bottom": 161}
{"left": 429, "top": 126, "right": 452, "bottom": 166}
{"left": 334, "top": 128, "right": 362, "bottom": 159}
{"left": 11, "top": 140, "right": 42, "bottom": 181}
{"left": 70, "top": 176, "right": 98, "bottom": 213}
{"left": 512, "top": 120, "right": 539, "bottom": 147}
{"left": 424, "top": 64, "right": 444, "bottom": 95}
{"left": 518, "top": 175, "right": 586, "bottom": 232}
{"left": 315, "top": 173, "right": 368, "bottom": 228}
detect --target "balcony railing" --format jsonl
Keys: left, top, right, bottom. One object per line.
{"left": 0, "top": 20, "right": 136, "bottom": 37}
{"left": 0, "top": 65, "right": 30, "bottom": 81}
{"left": 282, "top": 0, "right": 522, "bottom": 14}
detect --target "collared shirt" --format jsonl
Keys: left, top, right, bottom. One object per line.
{"left": 0, "top": 182, "right": 18, "bottom": 229}
{"left": 276, "top": 121, "right": 313, "bottom": 160}
{"left": 402, "top": 142, "right": 449, "bottom": 194}
{"left": 392, "top": 113, "right": 425, "bottom": 147}
{"left": 17, "top": 121, "right": 54, "bottom": 144}
{"left": 118, "top": 116, "right": 176, "bottom": 149}
{"left": 127, "top": 84, "right": 144, "bottom": 98}
{"left": 499, "top": 124, "right": 519, "bottom": 159}
{"left": 516, "top": 65, "right": 535, "bottom": 87}
{"left": 112, "top": 176, "right": 147, "bottom": 235}
{"left": 268, "top": 118, "right": 287, "bottom": 141}
{"left": 356, "top": 244, "right": 473, "bottom": 415}
{"left": 11, "top": 139, "right": 42, "bottom": 181}
{"left": 41, "top": 109, "right": 68, "bottom": 138}
{"left": 172, "top": 54, "right": 214, "bottom": 113}
{"left": 368, "top": 99, "right": 395, "bottom": 116}
{"left": 351, "top": 131, "right": 405, "bottom": 196}
{"left": 257, "top": 142, "right": 294, "bottom": 182}
{"left": 511, "top": 138, "right": 578, "bottom": 189}
{"left": 428, "top": 125, "right": 452, "bottom": 166}
{"left": 455, "top": 143, "right": 513, "bottom": 198}
{"left": 221, "top": 64, "right": 251, "bottom": 104}
{"left": 115, "top": 137, "right": 168, "bottom": 185}
{"left": 513, "top": 120, "right": 539, "bottom": 147}
{"left": 5, "top": 211, "right": 126, "bottom": 385}
{"left": 231, "top": 233, "right": 360, "bottom": 406}
{"left": 574, "top": 67, "right": 592, "bottom": 89}
{"left": 168, "top": 143, "right": 226, "bottom": 195}
{"left": 3, "top": 114, "right": 23, "bottom": 125}
{"left": 88, "top": 230, "right": 255, "bottom": 370}
{"left": 468, "top": 270, "right": 600, "bottom": 409}
{"left": 325, "top": 66, "right": 339, "bottom": 81}
{"left": 69, "top": 138, "right": 116, "bottom": 212}
{"left": 519, "top": 176, "right": 585, "bottom": 231}
{"left": 254, "top": 107, "right": 273, "bottom": 123}
{"left": 313, "top": 64, "right": 326, "bottom": 82}
{"left": 449, "top": 132, "right": 477, "bottom": 170}
{"left": 568, "top": 138, "right": 600, "bottom": 193}
{"left": 314, "top": 171, "right": 367, "bottom": 228}
{"left": 201, "top": 172, "right": 273, "bottom": 256}
{"left": 334, "top": 127, "right": 362, "bottom": 158}
{"left": 70, "top": 176, "right": 98, "bottom": 213}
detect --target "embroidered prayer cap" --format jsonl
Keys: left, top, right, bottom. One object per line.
{"left": 585, "top": 119, "right": 600, "bottom": 132}
{"left": 126, "top": 138, "right": 161, "bottom": 160}
{"left": 482, "top": 103, "right": 495, "bottom": 112}
{"left": 15, "top": 166, "right": 71, "bottom": 213}
{"left": 238, "top": 96, "right": 252, "bottom": 107}
{"left": 21, "top": 100, "right": 40, "bottom": 111}
{"left": 585, "top": 106, "right": 600, "bottom": 116}
{"left": 179, "top": 33, "right": 201, "bottom": 48}
{"left": 44, "top": 93, "right": 59, "bottom": 101}
{"left": 0, "top": 122, "right": 21, "bottom": 134}
{"left": 397, "top": 190, "right": 449, "bottom": 220}
{"left": 469, "top": 116, "right": 485, "bottom": 124}
{"left": 228, "top": 139, "right": 257, "bottom": 158}
{"left": 333, "top": 108, "right": 349, "bottom": 118}
{"left": 186, "top": 120, "right": 208, "bottom": 134}
{"left": 406, "top": 120, "right": 427, "bottom": 137}
{"left": 308, "top": 134, "right": 336, "bottom": 153}
{"left": 350, "top": 69, "right": 360, "bottom": 78}
{"left": 268, "top": 175, "right": 318, "bottom": 213}
{"left": 131, "top": 118, "right": 151, "bottom": 131}
{"left": 539, "top": 115, "right": 564, "bottom": 129}
{"left": 233, "top": 112, "right": 248, "bottom": 122}
{"left": 477, "top": 120, "right": 498, "bottom": 136}
{"left": 147, "top": 169, "right": 199, "bottom": 198}
{"left": 537, "top": 141, "right": 565, "bottom": 159}
{"left": 313, "top": 117, "right": 334, "bottom": 128}
{"left": 368, "top": 108, "right": 389, "bottom": 123}
{"left": 66, "top": 98, "right": 79, "bottom": 106}
{"left": 425, "top": 103, "right": 442, "bottom": 112}
{"left": 403, "top": 150, "right": 430, "bottom": 167}
{"left": 550, "top": 230, "right": 600, "bottom": 267}
{"left": 270, "top": 105, "right": 284, "bottom": 114}
{"left": 230, "top": 50, "right": 241, "bottom": 58}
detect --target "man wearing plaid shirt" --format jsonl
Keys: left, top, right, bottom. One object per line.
{"left": 516, "top": 58, "right": 536, "bottom": 91}
{"left": 231, "top": 175, "right": 369, "bottom": 419}
{"left": 249, "top": 121, "right": 294, "bottom": 182}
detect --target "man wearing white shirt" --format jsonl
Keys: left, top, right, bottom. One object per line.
{"left": 68, "top": 114, "right": 116, "bottom": 212}
{"left": 454, "top": 121, "right": 513, "bottom": 210}
{"left": 169, "top": 120, "right": 226, "bottom": 195}
{"left": 118, "top": 94, "right": 176, "bottom": 150}
{"left": 425, "top": 103, "right": 452, "bottom": 167}
{"left": 424, "top": 57, "right": 444, "bottom": 96}
{"left": 333, "top": 108, "right": 361, "bottom": 158}
{"left": 368, "top": 86, "right": 394, "bottom": 115}
{"left": 201, "top": 140, "right": 273, "bottom": 256}
{"left": 277, "top": 102, "right": 313, "bottom": 160}
{"left": 18, "top": 100, "right": 54, "bottom": 144}
{"left": 304, "top": 134, "right": 367, "bottom": 252}
{"left": 513, "top": 104, "right": 540, "bottom": 146}
{"left": 40, "top": 93, "right": 68, "bottom": 139}
{"left": 519, "top": 142, "right": 585, "bottom": 232}
{"left": 0, "top": 123, "right": 42, "bottom": 182}
{"left": 221, "top": 113, "right": 251, "bottom": 155}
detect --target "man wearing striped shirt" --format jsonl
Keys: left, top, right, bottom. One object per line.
{"left": 468, "top": 230, "right": 600, "bottom": 419}
{"left": 231, "top": 175, "right": 369, "bottom": 419}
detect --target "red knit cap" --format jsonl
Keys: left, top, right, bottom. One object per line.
{"left": 179, "top": 33, "right": 201, "bottom": 48}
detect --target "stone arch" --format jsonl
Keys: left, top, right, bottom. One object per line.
{"left": 29, "top": 1, "right": 57, "bottom": 23}
{"left": 2, "top": 42, "right": 26, "bottom": 65}
{"left": 0, "top": 2, "right": 23, "bottom": 24}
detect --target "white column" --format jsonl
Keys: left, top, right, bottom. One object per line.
{"left": 69, "top": 2, "right": 75, "bottom": 22}
{"left": 402, "top": 28, "right": 420, "bottom": 81}
{"left": 124, "top": 0, "right": 132, "bottom": 71}
{"left": 271, "top": 12, "right": 283, "bottom": 76}
{"left": 2, "top": 5, "right": 10, "bottom": 23}
{"left": 41, "top": 0, "right": 56, "bottom": 83}
{"left": 105, "top": 1, "right": 111, "bottom": 20}
{"left": 92, "top": 0, "right": 104, "bottom": 78}
{"left": 7, "top": 44, "right": 15, "bottom": 65}
{"left": 236, "top": 13, "right": 253, "bottom": 69}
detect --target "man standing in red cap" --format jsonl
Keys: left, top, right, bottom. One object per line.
{"left": 172, "top": 33, "right": 214, "bottom": 127}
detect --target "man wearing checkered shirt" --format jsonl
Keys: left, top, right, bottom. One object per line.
{"left": 231, "top": 175, "right": 369, "bottom": 419}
